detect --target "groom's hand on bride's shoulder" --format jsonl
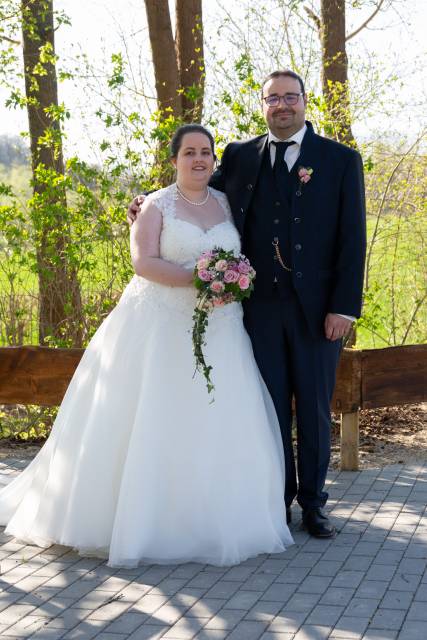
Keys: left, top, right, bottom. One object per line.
{"left": 127, "top": 195, "right": 146, "bottom": 226}
{"left": 324, "top": 313, "right": 352, "bottom": 342}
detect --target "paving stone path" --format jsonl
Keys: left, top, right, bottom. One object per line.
{"left": 0, "top": 458, "right": 426, "bottom": 640}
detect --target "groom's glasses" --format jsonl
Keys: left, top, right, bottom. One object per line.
{"left": 263, "top": 93, "right": 303, "bottom": 107}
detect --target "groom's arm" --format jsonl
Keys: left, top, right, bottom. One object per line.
{"left": 329, "top": 150, "right": 367, "bottom": 318}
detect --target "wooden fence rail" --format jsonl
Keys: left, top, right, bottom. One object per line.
{"left": 0, "top": 345, "right": 426, "bottom": 470}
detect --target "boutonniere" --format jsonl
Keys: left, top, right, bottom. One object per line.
{"left": 296, "top": 166, "right": 313, "bottom": 196}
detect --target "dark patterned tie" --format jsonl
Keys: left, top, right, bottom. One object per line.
{"left": 272, "top": 140, "right": 296, "bottom": 177}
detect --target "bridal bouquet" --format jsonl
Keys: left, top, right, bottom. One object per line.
{"left": 192, "top": 248, "right": 256, "bottom": 395}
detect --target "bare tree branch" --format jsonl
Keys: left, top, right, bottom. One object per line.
{"left": 346, "top": 0, "right": 385, "bottom": 42}
{"left": 365, "top": 130, "right": 426, "bottom": 290}
{"left": 401, "top": 293, "right": 427, "bottom": 345}
{"left": 281, "top": 4, "right": 298, "bottom": 70}
{"left": 1, "top": 1, "right": 32, "bottom": 22}
{"left": 304, "top": 6, "right": 321, "bottom": 34}
{"left": 0, "top": 34, "right": 20, "bottom": 45}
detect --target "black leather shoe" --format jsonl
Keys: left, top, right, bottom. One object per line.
{"left": 302, "top": 507, "right": 336, "bottom": 538}
{"left": 286, "top": 508, "right": 292, "bottom": 524}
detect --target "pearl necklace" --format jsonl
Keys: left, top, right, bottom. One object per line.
{"left": 176, "top": 184, "right": 210, "bottom": 206}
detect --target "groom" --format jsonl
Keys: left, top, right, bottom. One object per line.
{"left": 128, "top": 69, "right": 366, "bottom": 538}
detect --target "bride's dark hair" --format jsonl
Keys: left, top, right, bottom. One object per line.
{"left": 170, "top": 124, "right": 216, "bottom": 158}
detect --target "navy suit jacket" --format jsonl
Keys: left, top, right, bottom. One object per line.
{"left": 209, "top": 121, "right": 367, "bottom": 331}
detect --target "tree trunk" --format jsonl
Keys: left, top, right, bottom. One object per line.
{"left": 175, "top": 0, "right": 204, "bottom": 122}
{"left": 144, "top": 0, "right": 204, "bottom": 121}
{"left": 144, "top": 0, "right": 182, "bottom": 118}
{"left": 21, "top": 0, "right": 82, "bottom": 347}
{"left": 144, "top": 0, "right": 205, "bottom": 185}
{"left": 320, "top": 0, "right": 356, "bottom": 146}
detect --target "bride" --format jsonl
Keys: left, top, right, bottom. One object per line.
{"left": 0, "top": 124, "right": 293, "bottom": 567}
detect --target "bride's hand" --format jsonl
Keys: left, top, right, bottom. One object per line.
{"left": 127, "top": 195, "right": 146, "bottom": 226}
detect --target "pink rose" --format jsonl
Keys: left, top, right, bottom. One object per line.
{"left": 298, "top": 167, "right": 312, "bottom": 183}
{"left": 213, "top": 298, "right": 225, "bottom": 307}
{"left": 215, "top": 259, "right": 228, "bottom": 272}
{"left": 199, "top": 269, "right": 213, "bottom": 282}
{"left": 238, "top": 261, "right": 250, "bottom": 274}
{"left": 224, "top": 269, "right": 240, "bottom": 283}
{"left": 210, "top": 280, "right": 225, "bottom": 293}
{"left": 197, "top": 257, "right": 210, "bottom": 270}
{"left": 238, "top": 275, "right": 250, "bottom": 290}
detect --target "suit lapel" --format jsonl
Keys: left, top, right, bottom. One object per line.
{"left": 244, "top": 134, "right": 268, "bottom": 189}
{"left": 291, "top": 121, "right": 321, "bottom": 211}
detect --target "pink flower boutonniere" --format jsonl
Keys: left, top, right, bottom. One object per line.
{"left": 296, "top": 166, "right": 313, "bottom": 196}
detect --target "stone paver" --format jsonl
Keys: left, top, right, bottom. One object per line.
{"left": 0, "top": 459, "right": 426, "bottom": 639}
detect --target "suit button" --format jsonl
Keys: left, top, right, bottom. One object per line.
{"left": 294, "top": 217, "right": 301, "bottom": 223}
{"left": 275, "top": 201, "right": 281, "bottom": 206}
{"left": 247, "top": 183, "right": 253, "bottom": 190}
{"left": 296, "top": 271, "right": 302, "bottom": 278}
{"left": 240, "top": 208, "right": 244, "bottom": 213}
{"left": 274, "top": 219, "right": 279, "bottom": 224}
{"left": 295, "top": 244, "right": 302, "bottom": 250}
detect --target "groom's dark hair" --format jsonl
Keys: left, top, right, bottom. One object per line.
{"left": 261, "top": 70, "right": 305, "bottom": 97}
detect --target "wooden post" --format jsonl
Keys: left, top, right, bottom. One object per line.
{"left": 340, "top": 411, "right": 359, "bottom": 471}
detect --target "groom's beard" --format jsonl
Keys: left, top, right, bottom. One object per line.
{"left": 272, "top": 109, "right": 296, "bottom": 127}
{"left": 268, "top": 109, "right": 302, "bottom": 138}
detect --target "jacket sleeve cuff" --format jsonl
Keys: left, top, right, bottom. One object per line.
{"left": 331, "top": 313, "right": 356, "bottom": 322}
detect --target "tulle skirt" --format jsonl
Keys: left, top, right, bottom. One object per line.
{"left": 0, "top": 276, "right": 293, "bottom": 566}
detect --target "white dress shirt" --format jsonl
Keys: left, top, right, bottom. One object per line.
{"left": 268, "top": 123, "right": 307, "bottom": 171}
{"left": 267, "top": 124, "right": 355, "bottom": 324}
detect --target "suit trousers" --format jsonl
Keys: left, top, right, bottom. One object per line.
{"left": 243, "top": 288, "right": 342, "bottom": 510}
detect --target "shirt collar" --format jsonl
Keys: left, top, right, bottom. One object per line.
{"left": 268, "top": 123, "right": 307, "bottom": 148}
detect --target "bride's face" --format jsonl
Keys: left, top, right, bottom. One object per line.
{"left": 172, "top": 133, "right": 215, "bottom": 187}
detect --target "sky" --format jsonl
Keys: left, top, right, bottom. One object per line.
{"left": 1, "top": 0, "right": 426, "bottom": 160}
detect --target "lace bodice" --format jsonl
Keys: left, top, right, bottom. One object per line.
{"left": 151, "top": 183, "right": 240, "bottom": 267}
{"left": 120, "top": 184, "right": 242, "bottom": 319}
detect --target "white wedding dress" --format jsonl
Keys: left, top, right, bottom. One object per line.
{"left": 0, "top": 184, "right": 293, "bottom": 567}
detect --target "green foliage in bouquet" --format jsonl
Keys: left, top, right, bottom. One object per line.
{"left": 192, "top": 247, "right": 255, "bottom": 396}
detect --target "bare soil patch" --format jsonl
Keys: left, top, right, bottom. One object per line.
{"left": 331, "top": 403, "right": 427, "bottom": 469}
